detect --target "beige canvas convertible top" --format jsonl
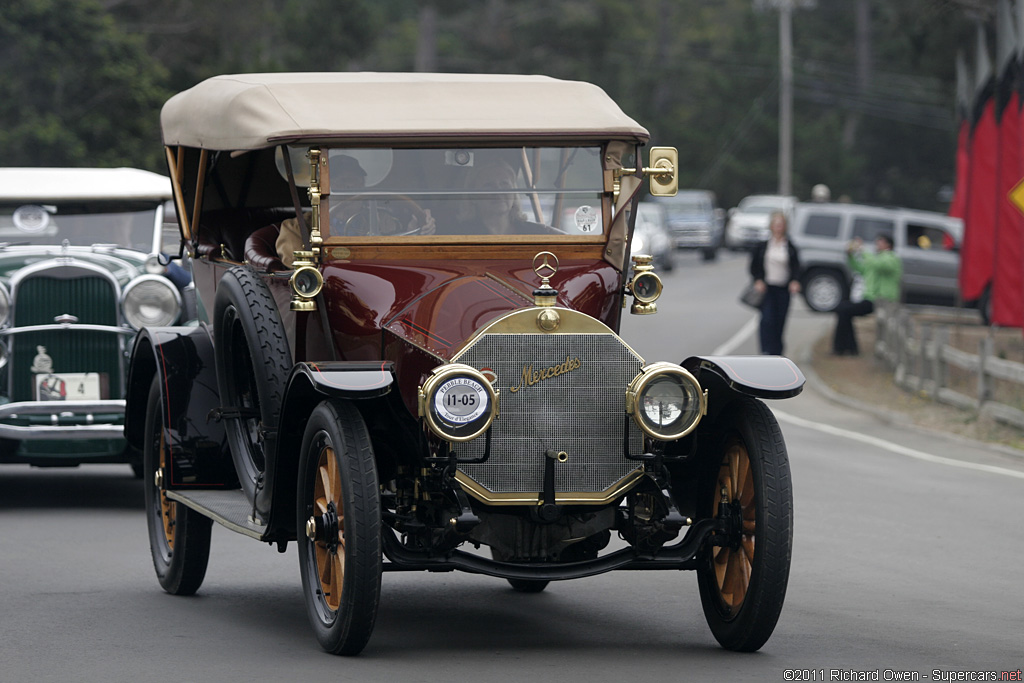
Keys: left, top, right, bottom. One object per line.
{"left": 161, "top": 73, "right": 649, "bottom": 150}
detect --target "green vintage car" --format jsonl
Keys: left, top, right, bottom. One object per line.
{"left": 0, "top": 167, "right": 185, "bottom": 473}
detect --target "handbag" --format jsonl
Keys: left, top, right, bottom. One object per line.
{"left": 739, "top": 282, "right": 765, "bottom": 309}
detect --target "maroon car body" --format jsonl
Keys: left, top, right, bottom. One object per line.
{"left": 124, "top": 73, "right": 804, "bottom": 657}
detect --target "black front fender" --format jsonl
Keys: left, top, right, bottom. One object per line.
{"left": 683, "top": 354, "right": 804, "bottom": 427}
{"left": 265, "top": 361, "right": 399, "bottom": 539}
{"left": 683, "top": 355, "right": 804, "bottom": 400}
{"left": 124, "top": 324, "right": 233, "bottom": 487}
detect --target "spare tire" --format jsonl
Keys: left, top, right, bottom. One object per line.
{"left": 214, "top": 266, "right": 292, "bottom": 503}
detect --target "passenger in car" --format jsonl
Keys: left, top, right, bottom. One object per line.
{"left": 275, "top": 155, "right": 434, "bottom": 266}
{"left": 451, "top": 159, "right": 550, "bottom": 235}
{"left": 832, "top": 232, "right": 902, "bottom": 356}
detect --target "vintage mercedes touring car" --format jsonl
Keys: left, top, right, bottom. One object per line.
{"left": 0, "top": 167, "right": 183, "bottom": 473}
{"left": 125, "top": 73, "right": 804, "bottom": 655}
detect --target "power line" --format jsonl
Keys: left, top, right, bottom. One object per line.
{"left": 696, "top": 77, "right": 779, "bottom": 189}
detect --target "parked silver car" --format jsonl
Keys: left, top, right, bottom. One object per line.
{"left": 724, "top": 194, "right": 796, "bottom": 250}
{"left": 652, "top": 189, "right": 724, "bottom": 261}
{"left": 790, "top": 202, "right": 963, "bottom": 313}
{"left": 632, "top": 202, "right": 675, "bottom": 271}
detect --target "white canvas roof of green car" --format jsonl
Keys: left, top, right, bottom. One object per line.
{"left": 0, "top": 168, "right": 172, "bottom": 202}
{"left": 161, "top": 73, "right": 650, "bottom": 150}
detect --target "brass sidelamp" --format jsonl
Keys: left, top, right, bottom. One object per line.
{"left": 627, "top": 254, "right": 662, "bottom": 315}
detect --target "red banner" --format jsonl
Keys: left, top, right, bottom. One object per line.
{"left": 992, "top": 94, "right": 1023, "bottom": 327}
{"left": 959, "top": 99, "right": 998, "bottom": 303}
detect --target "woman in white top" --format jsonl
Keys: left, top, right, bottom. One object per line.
{"left": 748, "top": 211, "right": 802, "bottom": 355}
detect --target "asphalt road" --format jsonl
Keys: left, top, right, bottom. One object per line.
{"left": 2, "top": 250, "right": 1022, "bottom": 683}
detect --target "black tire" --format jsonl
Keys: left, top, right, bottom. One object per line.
{"left": 214, "top": 266, "right": 291, "bottom": 502}
{"left": 507, "top": 578, "right": 550, "bottom": 593}
{"left": 696, "top": 397, "right": 792, "bottom": 652}
{"left": 701, "top": 246, "right": 718, "bottom": 262}
{"left": 126, "top": 445, "right": 144, "bottom": 479}
{"left": 297, "top": 400, "right": 382, "bottom": 656}
{"left": 490, "top": 549, "right": 550, "bottom": 593}
{"left": 802, "top": 268, "right": 847, "bottom": 313}
{"left": 659, "top": 251, "right": 675, "bottom": 273}
{"left": 143, "top": 376, "right": 212, "bottom": 595}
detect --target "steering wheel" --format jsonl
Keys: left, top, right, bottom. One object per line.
{"left": 332, "top": 194, "right": 428, "bottom": 236}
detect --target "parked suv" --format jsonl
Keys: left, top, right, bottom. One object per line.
{"left": 126, "top": 72, "right": 805, "bottom": 656}
{"left": 652, "top": 189, "right": 724, "bottom": 261}
{"left": 724, "top": 194, "right": 797, "bottom": 250}
{"left": 0, "top": 168, "right": 182, "bottom": 475}
{"left": 790, "top": 202, "right": 963, "bottom": 313}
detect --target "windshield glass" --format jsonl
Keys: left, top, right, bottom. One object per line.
{"left": 319, "top": 146, "right": 606, "bottom": 238}
{"left": 0, "top": 202, "right": 158, "bottom": 251}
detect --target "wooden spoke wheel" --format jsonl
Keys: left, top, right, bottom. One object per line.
{"left": 697, "top": 397, "right": 793, "bottom": 652}
{"left": 711, "top": 439, "right": 756, "bottom": 612}
{"left": 312, "top": 445, "right": 344, "bottom": 612}
{"left": 159, "top": 433, "right": 176, "bottom": 553}
{"left": 143, "top": 376, "right": 211, "bottom": 596}
{"left": 297, "top": 400, "right": 382, "bottom": 656}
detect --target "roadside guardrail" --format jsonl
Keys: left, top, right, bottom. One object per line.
{"left": 874, "top": 302, "right": 1024, "bottom": 431}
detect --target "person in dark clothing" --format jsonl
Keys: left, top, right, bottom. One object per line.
{"left": 832, "top": 232, "right": 902, "bottom": 356}
{"left": 749, "top": 211, "right": 801, "bottom": 356}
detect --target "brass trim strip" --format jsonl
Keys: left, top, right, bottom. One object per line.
{"left": 325, "top": 235, "right": 606, "bottom": 245}
{"left": 322, "top": 241, "right": 607, "bottom": 262}
{"left": 452, "top": 308, "right": 645, "bottom": 364}
{"left": 453, "top": 468, "right": 644, "bottom": 506}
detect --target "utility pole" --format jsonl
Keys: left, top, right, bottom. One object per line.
{"left": 415, "top": 2, "right": 438, "bottom": 73}
{"left": 779, "top": 2, "right": 793, "bottom": 196}
{"left": 755, "top": 0, "right": 815, "bottom": 197}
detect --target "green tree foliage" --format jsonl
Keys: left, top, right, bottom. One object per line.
{"left": 0, "top": 0, "right": 169, "bottom": 169}
{"left": 109, "top": 0, "right": 377, "bottom": 87}
{"left": 0, "top": 0, "right": 977, "bottom": 211}
{"left": 357, "top": 0, "right": 967, "bottom": 210}
{"left": 785, "top": 0, "right": 971, "bottom": 208}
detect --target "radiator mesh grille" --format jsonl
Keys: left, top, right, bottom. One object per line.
{"left": 454, "top": 333, "right": 643, "bottom": 495}
{"left": 10, "top": 274, "right": 121, "bottom": 401}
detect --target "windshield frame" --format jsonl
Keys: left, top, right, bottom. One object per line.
{"left": 299, "top": 144, "right": 617, "bottom": 245}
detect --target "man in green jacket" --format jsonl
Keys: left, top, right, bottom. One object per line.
{"left": 832, "top": 232, "right": 902, "bottom": 355}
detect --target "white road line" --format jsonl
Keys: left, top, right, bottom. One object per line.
{"left": 713, "top": 316, "right": 758, "bottom": 355}
{"left": 774, "top": 409, "right": 1024, "bottom": 480}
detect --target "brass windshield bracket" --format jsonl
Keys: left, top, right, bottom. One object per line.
{"left": 307, "top": 148, "right": 324, "bottom": 260}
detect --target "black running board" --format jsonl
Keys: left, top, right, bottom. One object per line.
{"left": 166, "top": 489, "right": 266, "bottom": 540}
